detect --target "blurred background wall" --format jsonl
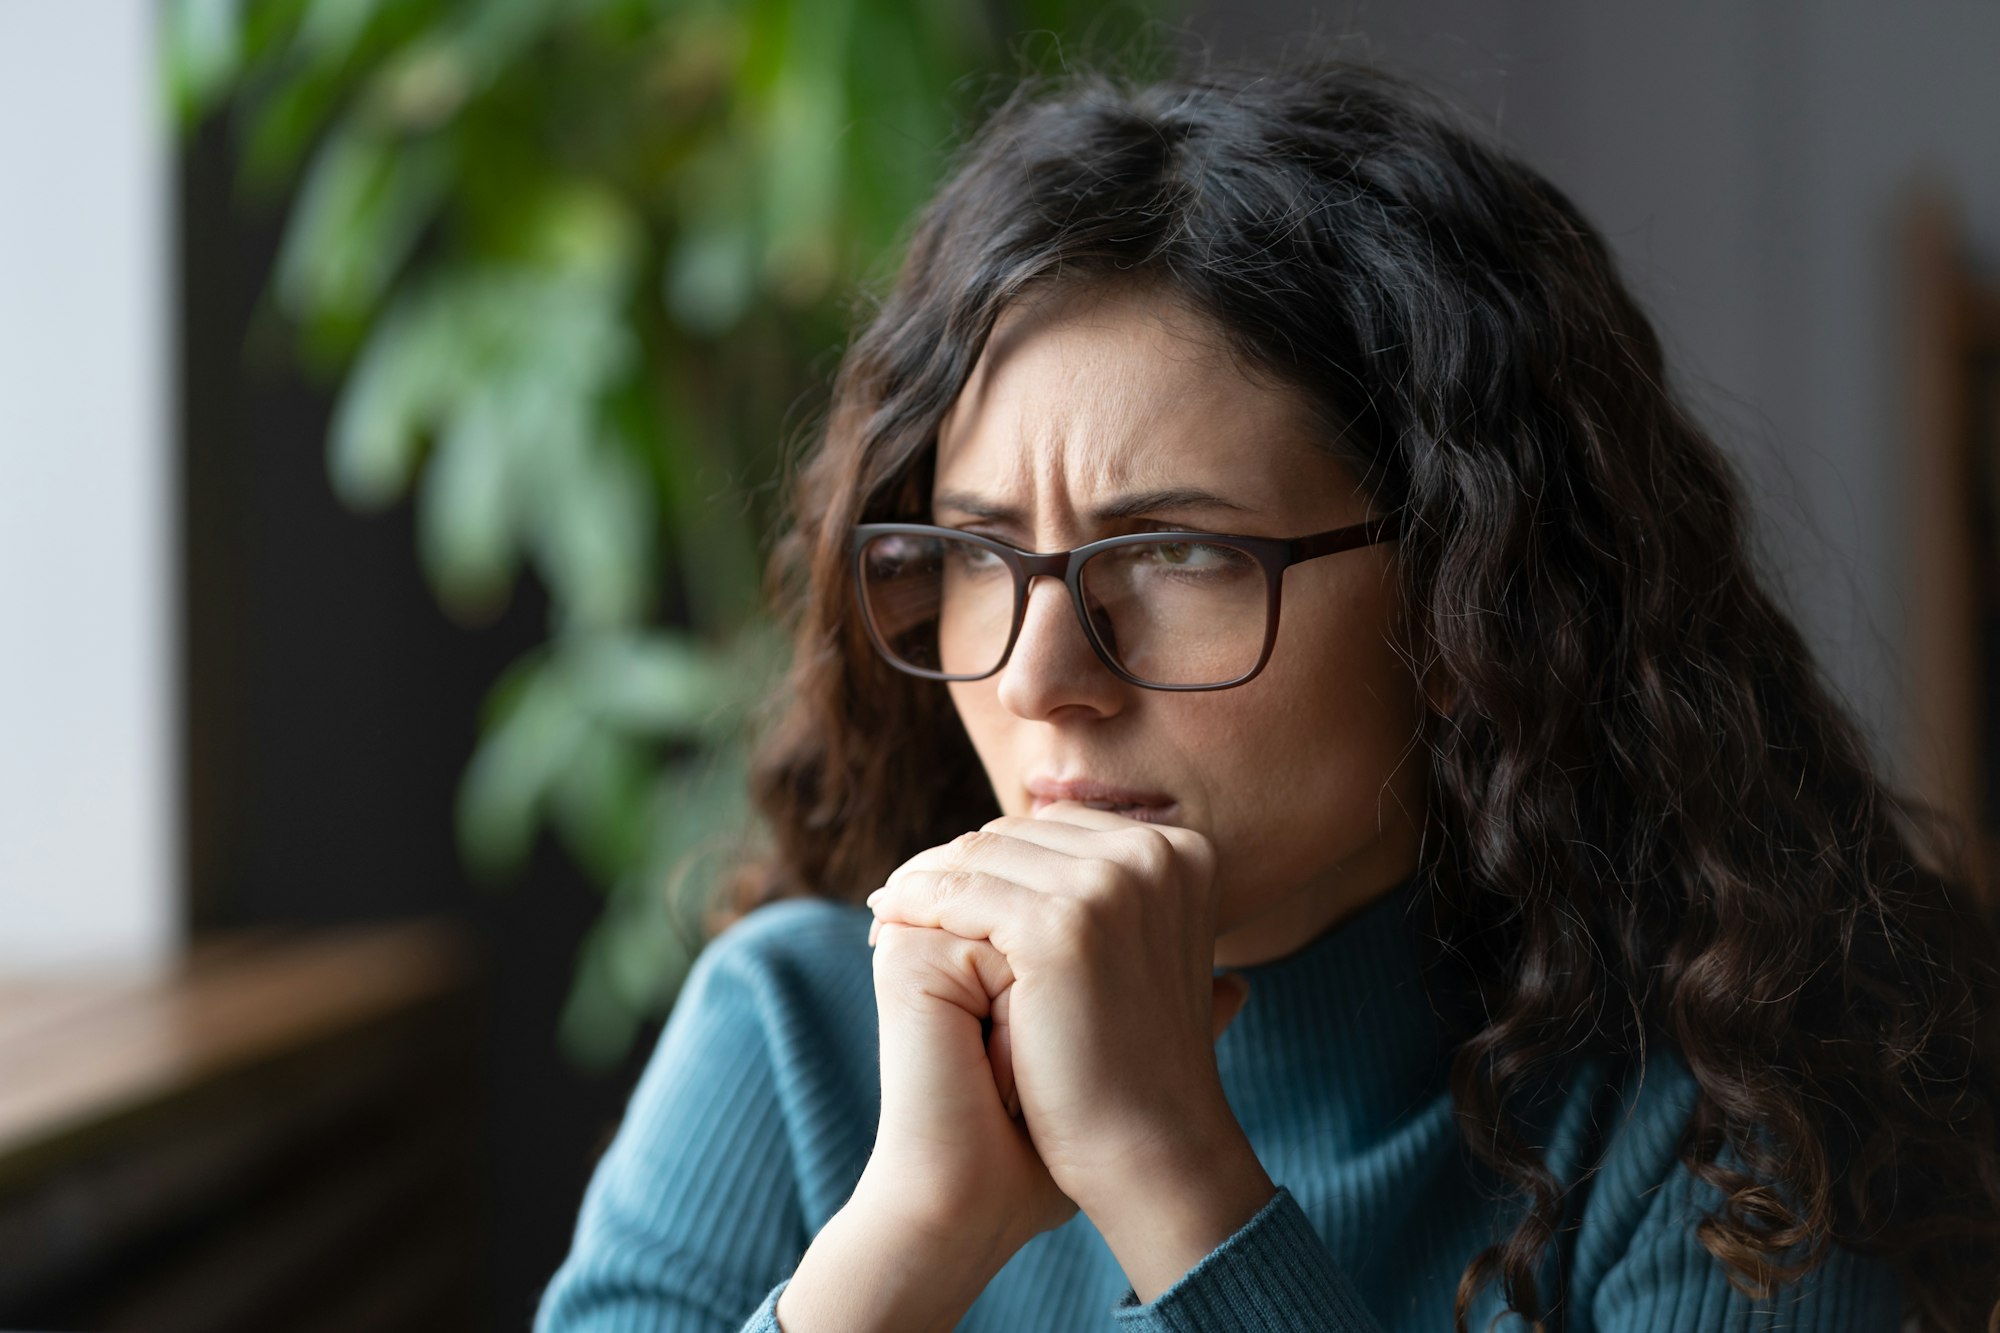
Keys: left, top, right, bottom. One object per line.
{"left": 3, "top": 2, "right": 1996, "bottom": 1330}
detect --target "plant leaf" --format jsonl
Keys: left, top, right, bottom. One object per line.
{"left": 274, "top": 124, "right": 453, "bottom": 329}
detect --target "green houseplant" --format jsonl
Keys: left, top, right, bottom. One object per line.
{"left": 166, "top": 0, "right": 1180, "bottom": 1068}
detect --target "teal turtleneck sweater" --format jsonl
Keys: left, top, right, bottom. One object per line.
{"left": 534, "top": 871, "right": 1903, "bottom": 1331}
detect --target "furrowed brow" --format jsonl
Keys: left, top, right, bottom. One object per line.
{"left": 931, "top": 485, "right": 1252, "bottom": 523}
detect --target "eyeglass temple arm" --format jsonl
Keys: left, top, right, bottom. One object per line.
{"left": 1288, "top": 512, "right": 1405, "bottom": 562}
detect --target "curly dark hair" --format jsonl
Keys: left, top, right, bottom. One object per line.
{"left": 709, "top": 49, "right": 2000, "bottom": 1333}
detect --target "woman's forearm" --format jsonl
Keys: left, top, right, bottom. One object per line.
{"left": 1084, "top": 1116, "right": 1277, "bottom": 1305}
{"left": 774, "top": 1187, "right": 1019, "bottom": 1333}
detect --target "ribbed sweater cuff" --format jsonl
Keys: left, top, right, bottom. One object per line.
{"left": 744, "top": 1278, "right": 786, "bottom": 1331}
{"left": 1109, "top": 1186, "right": 1381, "bottom": 1332}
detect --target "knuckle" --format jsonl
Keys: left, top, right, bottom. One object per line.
{"left": 1080, "top": 855, "right": 1130, "bottom": 898}
{"left": 941, "top": 933, "right": 987, "bottom": 976}
{"left": 872, "top": 921, "right": 929, "bottom": 971}
{"left": 935, "top": 866, "right": 980, "bottom": 900}
{"left": 871, "top": 921, "right": 909, "bottom": 972}
{"left": 873, "top": 925, "right": 984, "bottom": 1010}
{"left": 942, "top": 829, "right": 993, "bottom": 869}
{"left": 1121, "top": 826, "right": 1174, "bottom": 877}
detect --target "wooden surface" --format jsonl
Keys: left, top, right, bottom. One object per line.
{"left": 0, "top": 920, "right": 473, "bottom": 1174}
{"left": 0, "top": 918, "right": 485, "bottom": 1332}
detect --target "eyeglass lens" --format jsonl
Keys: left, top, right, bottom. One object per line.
{"left": 858, "top": 532, "right": 1268, "bottom": 686}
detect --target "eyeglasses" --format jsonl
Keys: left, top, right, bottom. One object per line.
{"left": 850, "top": 515, "right": 1403, "bottom": 691}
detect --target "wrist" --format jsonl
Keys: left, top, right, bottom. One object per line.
{"left": 777, "top": 1179, "right": 1020, "bottom": 1332}
{"left": 1081, "top": 1117, "right": 1276, "bottom": 1306}
{"left": 847, "top": 1161, "right": 1035, "bottom": 1270}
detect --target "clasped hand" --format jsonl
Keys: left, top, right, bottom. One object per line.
{"left": 860, "top": 799, "right": 1258, "bottom": 1266}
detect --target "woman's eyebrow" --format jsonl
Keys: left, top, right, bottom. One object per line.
{"left": 931, "top": 485, "right": 1253, "bottom": 522}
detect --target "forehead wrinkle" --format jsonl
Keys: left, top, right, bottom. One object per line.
{"left": 933, "top": 284, "right": 1328, "bottom": 532}
{"left": 994, "top": 375, "right": 1177, "bottom": 532}
{"left": 940, "top": 330, "right": 1160, "bottom": 514}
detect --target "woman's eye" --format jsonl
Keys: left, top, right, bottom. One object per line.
{"left": 1148, "top": 541, "right": 1219, "bottom": 566}
{"left": 1129, "top": 540, "right": 1258, "bottom": 580}
{"left": 946, "top": 543, "right": 1004, "bottom": 572}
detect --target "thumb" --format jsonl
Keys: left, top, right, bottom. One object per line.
{"left": 1210, "top": 971, "right": 1251, "bottom": 1041}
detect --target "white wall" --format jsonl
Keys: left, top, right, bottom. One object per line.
{"left": 0, "top": 1, "right": 179, "bottom": 972}
{"left": 1187, "top": 1, "right": 2000, "bottom": 788}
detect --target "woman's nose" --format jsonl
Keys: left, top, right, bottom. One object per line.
{"left": 994, "top": 575, "right": 1125, "bottom": 717}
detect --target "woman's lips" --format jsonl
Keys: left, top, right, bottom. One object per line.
{"left": 1028, "top": 794, "right": 1180, "bottom": 824}
{"left": 1024, "top": 776, "right": 1179, "bottom": 822}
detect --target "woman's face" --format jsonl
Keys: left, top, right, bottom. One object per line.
{"left": 931, "top": 280, "right": 1434, "bottom": 967}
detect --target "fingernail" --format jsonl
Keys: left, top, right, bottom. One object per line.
{"left": 865, "top": 889, "right": 882, "bottom": 910}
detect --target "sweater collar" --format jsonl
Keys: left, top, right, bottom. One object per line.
{"left": 1214, "top": 866, "right": 1451, "bottom": 1143}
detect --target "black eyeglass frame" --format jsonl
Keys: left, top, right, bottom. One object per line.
{"left": 849, "top": 514, "right": 1405, "bottom": 692}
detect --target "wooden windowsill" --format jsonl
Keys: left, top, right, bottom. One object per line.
{"left": 0, "top": 918, "right": 479, "bottom": 1185}
{"left": 0, "top": 918, "right": 486, "bottom": 1330}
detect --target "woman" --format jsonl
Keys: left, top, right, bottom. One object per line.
{"left": 535, "top": 53, "right": 2000, "bottom": 1332}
